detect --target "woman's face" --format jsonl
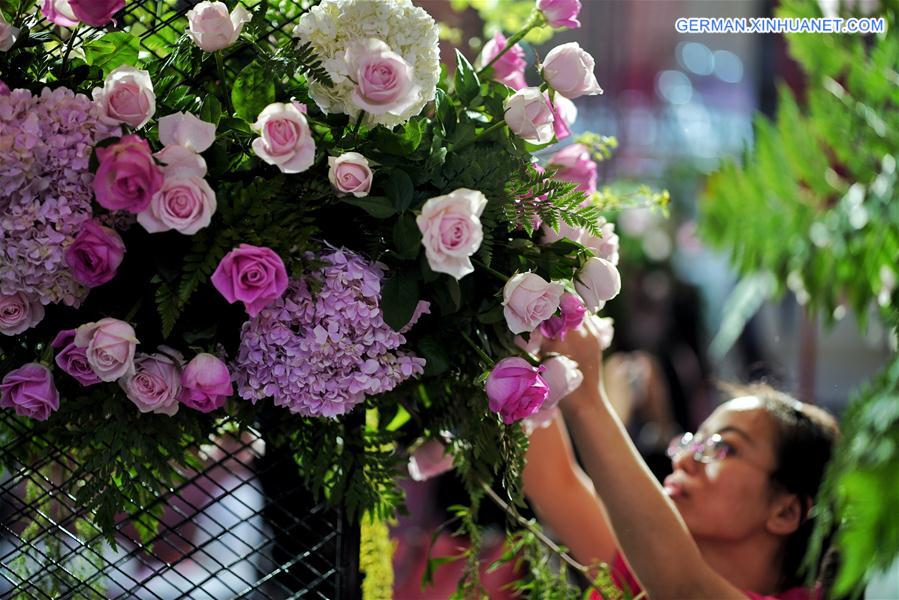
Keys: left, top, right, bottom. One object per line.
{"left": 663, "top": 396, "right": 783, "bottom": 541}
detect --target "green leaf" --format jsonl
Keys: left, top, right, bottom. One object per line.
{"left": 232, "top": 60, "right": 276, "bottom": 122}
{"left": 369, "top": 120, "right": 426, "bottom": 155}
{"left": 341, "top": 195, "right": 396, "bottom": 219}
{"left": 418, "top": 336, "right": 450, "bottom": 376}
{"left": 392, "top": 213, "right": 421, "bottom": 259}
{"left": 199, "top": 95, "right": 223, "bottom": 127}
{"left": 82, "top": 32, "right": 140, "bottom": 76}
{"left": 380, "top": 271, "right": 420, "bottom": 331}
{"left": 385, "top": 169, "right": 414, "bottom": 213}
{"left": 454, "top": 49, "right": 481, "bottom": 105}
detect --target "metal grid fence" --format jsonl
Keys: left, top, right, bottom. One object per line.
{"left": 1, "top": 1, "right": 358, "bottom": 598}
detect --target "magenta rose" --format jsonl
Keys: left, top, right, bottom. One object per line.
{"left": 479, "top": 31, "right": 527, "bottom": 90}
{"left": 0, "top": 292, "right": 44, "bottom": 336}
{"left": 69, "top": 0, "right": 124, "bottom": 26}
{"left": 120, "top": 349, "right": 182, "bottom": 416}
{"left": 0, "top": 363, "right": 60, "bottom": 421}
{"left": 408, "top": 440, "right": 455, "bottom": 482}
{"left": 537, "top": 0, "right": 582, "bottom": 29}
{"left": 41, "top": 0, "right": 79, "bottom": 27}
{"left": 547, "top": 94, "right": 572, "bottom": 141}
{"left": 179, "top": 353, "right": 232, "bottom": 413}
{"left": 74, "top": 317, "right": 138, "bottom": 382}
{"left": 52, "top": 329, "right": 101, "bottom": 386}
{"left": 345, "top": 38, "right": 421, "bottom": 116}
{"left": 485, "top": 357, "right": 549, "bottom": 424}
{"left": 93, "top": 135, "right": 164, "bottom": 213}
{"left": 538, "top": 291, "right": 587, "bottom": 340}
{"left": 211, "top": 244, "right": 289, "bottom": 317}
{"left": 547, "top": 143, "right": 597, "bottom": 193}
{"left": 64, "top": 220, "right": 126, "bottom": 287}
{"left": 502, "top": 272, "right": 564, "bottom": 334}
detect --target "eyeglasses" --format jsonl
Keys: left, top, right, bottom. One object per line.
{"left": 666, "top": 432, "right": 736, "bottom": 464}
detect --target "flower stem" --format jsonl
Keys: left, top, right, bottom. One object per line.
{"left": 215, "top": 51, "right": 233, "bottom": 115}
{"left": 472, "top": 258, "right": 509, "bottom": 283}
{"left": 453, "top": 120, "right": 506, "bottom": 153}
{"left": 476, "top": 11, "right": 546, "bottom": 77}
{"left": 61, "top": 25, "right": 80, "bottom": 75}
{"left": 460, "top": 331, "right": 494, "bottom": 367}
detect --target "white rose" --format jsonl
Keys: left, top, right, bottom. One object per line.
{"left": 416, "top": 188, "right": 487, "bottom": 280}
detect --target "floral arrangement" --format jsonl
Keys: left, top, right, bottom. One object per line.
{"left": 0, "top": 0, "right": 660, "bottom": 593}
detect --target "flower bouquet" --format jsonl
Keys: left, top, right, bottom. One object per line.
{"left": 0, "top": 0, "right": 654, "bottom": 592}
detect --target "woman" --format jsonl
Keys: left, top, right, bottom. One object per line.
{"left": 523, "top": 318, "right": 839, "bottom": 599}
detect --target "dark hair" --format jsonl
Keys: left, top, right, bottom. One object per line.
{"left": 720, "top": 382, "right": 840, "bottom": 592}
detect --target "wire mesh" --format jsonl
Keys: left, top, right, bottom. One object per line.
{"left": 2, "top": 1, "right": 358, "bottom": 598}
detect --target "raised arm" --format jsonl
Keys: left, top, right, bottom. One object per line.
{"left": 523, "top": 412, "right": 617, "bottom": 568}
{"left": 546, "top": 321, "right": 744, "bottom": 599}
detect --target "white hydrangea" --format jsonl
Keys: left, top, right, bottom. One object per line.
{"left": 293, "top": 0, "right": 440, "bottom": 129}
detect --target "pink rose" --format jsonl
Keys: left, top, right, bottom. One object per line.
{"left": 52, "top": 329, "right": 101, "bottom": 386}
{"left": 408, "top": 440, "right": 455, "bottom": 481}
{"left": 502, "top": 272, "right": 564, "bottom": 334}
{"left": 328, "top": 152, "right": 373, "bottom": 197}
{"left": 485, "top": 357, "right": 549, "bottom": 424}
{"left": 120, "top": 350, "right": 182, "bottom": 416}
{"left": 251, "top": 102, "right": 316, "bottom": 174}
{"left": 345, "top": 38, "right": 421, "bottom": 116}
{"left": 93, "top": 135, "right": 164, "bottom": 213}
{"left": 0, "top": 15, "right": 20, "bottom": 52}
{"left": 179, "top": 353, "right": 233, "bottom": 413}
{"left": 588, "top": 314, "right": 615, "bottom": 350}
{"left": 538, "top": 292, "right": 586, "bottom": 340}
{"left": 154, "top": 145, "right": 208, "bottom": 178}
{"left": 416, "top": 188, "right": 487, "bottom": 280}
{"left": 542, "top": 42, "right": 603, "bottom": 99}
{"left": 158, "top": 111, "right": 216, "bottom": 153}
{"left": 137, "top": 174, "right": 216, "bottom": 235}
{"left": 575, "top": 257, "right": 621, "bottom": 312}
{"left": 547, "top": 94, "right": 575, "bottom": 141}
{"left": 580, "top": 218, "right": 619, "bottom": 265}
{"left": 478, "top": 31, "right": 527, "bottom": 90}
{"left": 211, "top": 244, "right": 289, "bottom": 317}
{"left": 92, "top": 65, "right": 155, "bottom": 129}
{"left": 537, "top": 0, "right": 582, "bottom": 29}
{"left": 0, "top": 292, "right": 44, "bottom": 336}
{"left": 524, "top": 355, "right": 583, "bottom": 432}
{"left": 0, "top": 363, "right": 59, "bottom": 421}
{"left": 186, "top": 1, "right": 252, "bottom": 52}
{"left": 74, "top": 317, "right": 138, "bottom": 382}
{"left": 41, "top": 0, "right": 79, "bottom": 27}
{"left": 69, "top": 0, "right": 124, "bottom": 26}
{"left": 547, "top": 143, "right": 597, "bottom": 193}
{"left": 504, "top": 86, "right": 555, "bottom": 145}
{"left": 64, "top": 220, "right": 126, "bottom": 287}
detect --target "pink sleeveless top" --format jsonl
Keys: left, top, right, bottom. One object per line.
{"left": 588, "top": 553, "right": 820, "bottom": 600}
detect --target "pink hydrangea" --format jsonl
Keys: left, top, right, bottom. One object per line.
{"left": 234, "top": 248, "right": 425, "bottom": 418}
{"left": 0, "top": 86, "right": 120, "bottom": 307}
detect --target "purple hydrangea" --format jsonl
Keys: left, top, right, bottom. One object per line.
{"left": 0, "top": 86, "right": 121, "bottom": 307}
{"left": 234, "top": 248, "right": 426, "bottom": 418}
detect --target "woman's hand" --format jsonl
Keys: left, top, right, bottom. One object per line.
{"left": 541, "top": 315, "right": 607, "bottom": 408}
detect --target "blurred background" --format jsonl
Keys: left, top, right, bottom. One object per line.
{"left": 392, "top": 1, "right": 896, "bottom": 597}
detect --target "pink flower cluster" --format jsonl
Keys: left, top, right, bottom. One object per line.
{"left": 0, "top": 86, "right": 120, "bottom": 307}
{"left": 234, "top": 248, "right": 426, "bottom": 418}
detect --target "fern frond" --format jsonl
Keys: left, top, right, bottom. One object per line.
{"left": 294, "top": 41, "right": 333, "bottom": 87}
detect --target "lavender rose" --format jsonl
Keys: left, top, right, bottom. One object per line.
{"left": 538, "top": 291, "right": 586, "bottom": 340}
{"left": 179, "top": 353, "right": 233, "bottom": 413}
{"left": 69, "top": 0, "right": 124, "bottom": 26}
{"left": 537, "top": 0, "right": 582, "bottom": 29}
{"left": 186, "top": 1, "right": 252, "bottom": 52}
{"left": 0, "top": 292, "right": 44, "bottom": 336}
{"left": 542, "top": 42, "right": 603, "bottom": 99}
{"left": 344, "top": 38, "right": 421, "bottom": 116}
{"left": 504, "top": 86, "right": 555, "bottom": 145}
{"left": 64, "top": 220, "right": 126, "bottom": 287}
{"left": 211, "top": 244, "right": 289, "bottom": 317}
{"left": 74, "top": 317, "right": 138, "bottom": 382}
{"left": 485, "top": 357, "right": 549, "bottom": 424}
{"left": 93, "top": 135, "right": 164, "bottom": 213}
{"left": 575, "top": 257, "right": 621, "bottom": 312}
{"left": 251, "top": 102, "right": 315, "bottom": 174}
{"left": 0, "top": 363, "right": 60, "bottom": 421}
{"left": 92, "top": 65, "right": 156, "bottom": 129}
{"left": 328, "top": 152, "right": 373, "bottom": 197}
{"left": 502, "top": 272, "right": 564, "bottom": 334}
{"left": 416, "top": 188, "right": 487, "bottom": 280}
{"left": 52, "top": 329, "right": 101, "bottom": 386}
{"left": 120, "top": 349, "right": 182, "bottom": 416}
